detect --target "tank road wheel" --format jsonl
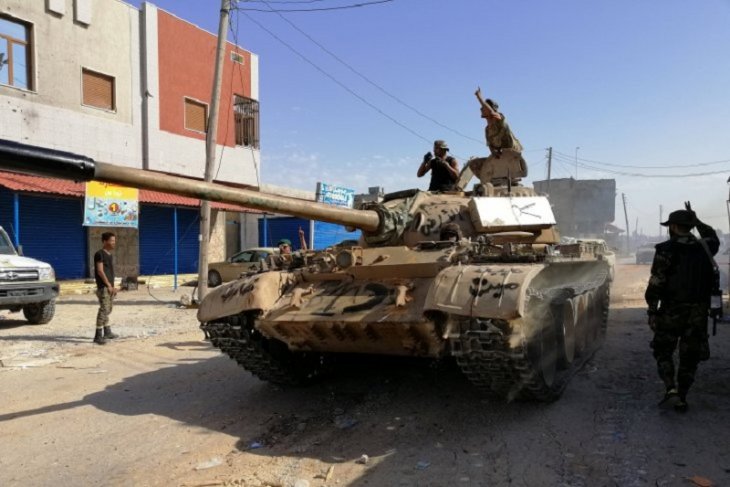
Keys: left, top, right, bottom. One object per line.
{"left": 575, "top": 292, "right": 596, "bottom": 354}
{"left": 573, "top": 294, "right": 590, "bottom": 356}
{"left": 598, "top": 284, "right": 611, "bottom": 338}
{"left": 203, "top": 313, "right": 327, "bottom": 386}
{"left": 525, "top": 321, "right": 558, "bottom": 391}
{"left": 556, "top": 300, "right": 576, "bottom": 369}
{"left": 207, "top": 270, "right": 223, "bottom": 288}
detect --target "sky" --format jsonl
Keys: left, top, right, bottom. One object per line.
{"left": 126, "top": 0, "right": 730, "bottom": 235}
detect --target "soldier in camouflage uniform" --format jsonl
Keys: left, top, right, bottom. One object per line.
{"left": 645, "top": 207, "right": 718, "bottom": 412}
{"left": 474, "top": 87, "right": 523, "bottom": 158}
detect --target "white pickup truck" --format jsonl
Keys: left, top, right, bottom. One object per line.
{"left": 0, "top": 226, "right": 59, "bottom": 324}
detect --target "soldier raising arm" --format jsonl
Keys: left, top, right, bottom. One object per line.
{"left": 644, "top": 204, "right": 719, "bottom": 413}
{"left": 474, "top": 87, "right": 523, "bottom": 158}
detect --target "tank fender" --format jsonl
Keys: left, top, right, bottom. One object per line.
{"left": 424, "top": 264, "right": 542, "bottom": 320}
{"left": 197, "top": 271, "right": 298, "bottom": 322}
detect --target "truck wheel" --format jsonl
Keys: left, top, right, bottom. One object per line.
{"left": 208, "top": 270, "right": 222, "bottom": 287}
{"left": 23, "top": 300, "right": 56, "bottom": 324}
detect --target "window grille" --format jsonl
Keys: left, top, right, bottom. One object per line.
{"left": 234, "top": 96, "right": 259, "bottom": 149}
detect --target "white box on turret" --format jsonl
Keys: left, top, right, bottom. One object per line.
{"left": 469, "top": 196, "right": 556, "bottom": 232}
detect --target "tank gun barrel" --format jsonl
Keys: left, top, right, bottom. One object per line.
{"left": 0, "top": 139, "right": 381, "bottom": 232}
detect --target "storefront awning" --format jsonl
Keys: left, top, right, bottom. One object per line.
{"left": 0, "top": 171, "right": 259, "bottom": 213}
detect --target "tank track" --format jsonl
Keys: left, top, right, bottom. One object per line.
{"left": 450, "top": 284, "right": 610, "bottom": 402}
{"left": 200, "top": 313, "right": 325, "bottom": 386}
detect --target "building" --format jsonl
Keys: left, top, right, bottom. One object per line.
{"left": 533, "top": 178, "right": 617, "bottom": 238}
{"left": 0, "top": 0, "right": 260, "bottom": 279}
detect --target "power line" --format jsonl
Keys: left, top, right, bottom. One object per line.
{"left": 552, "top": 150, "right": 730, "bottom": 169}
{"left": 241, "top": 0, "right": 334, "bottom": 3}
{"left": 235, "top": 0, "right": 393, "bottom": 13}
{"left": 239, "top": 10, "right": 437, "bottom": 146}
{"left": 214, "top": 9, "right": 263, "bottom": 188}
{"left": 253, "top": 0, "right": 485, "bottom": 146}
{"left": 552, "top": 153, "right": 729, "bottom": 178}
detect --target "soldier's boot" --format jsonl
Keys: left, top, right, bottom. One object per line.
{"left": 674, "top": 394, "right": 689, "bottom": 413}
{"left": 658, "top": 387, "right": 679, "bottom": 407}
{"left": 93, "top": 328, "right": 107, "bottom": 345}
{"left": 104, "top": 326, "right": 119, "bottom": 339}
{"left": 674, "top": 386, "right": 690, "bottom": 413}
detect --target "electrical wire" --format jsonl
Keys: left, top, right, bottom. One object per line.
{"left": 214, "top": 8, "right": 262, "bottom": 190}
{"left": 254, "top": 0, "right": 485, "bottom": 145}
{"left": 242, "top": 0, "right": 334, "bottom": 3}
{"left": 552, "top": 153, "right": 729, "bottom": 178}
{"left": 239, "top": 10, "right": 434, "bottom": 146}
{"left": 552, "top": 150, "right": 730, "bottom": 169}
{"left": 235, "top": 0, "right": 393, "bottom": 13}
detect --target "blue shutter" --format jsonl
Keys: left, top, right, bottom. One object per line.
{"left": 0, "top": 188, "right": 14, "bottom": 238}
{"left": 258, "top": 216, "right": 308, "bottom": 249}
{"left": 312, "top": 222, "right": 360, "bottom": 250}
{"left": 139, "top": 205, "right": 200, "bottom": 275}
{"left": 0, "top": 191, "right": 87, "bottom": 279}
{"left": 175, "top": 208, "right": 200, "bottom": 273}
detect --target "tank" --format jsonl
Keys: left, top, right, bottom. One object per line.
{"left": 0, "top": 140, "right": 613, "bottom": 401}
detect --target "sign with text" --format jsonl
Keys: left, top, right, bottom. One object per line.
{"left": 316, "top": 182, "right": 355, "bottom": 208}
{"left": 84, "top": 182, "right": 139, "bottom": 228}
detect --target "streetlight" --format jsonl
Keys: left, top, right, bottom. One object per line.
{"left": 575, "top": 146, "right": 580, "bottom": 179}
{"left": 726, "top": 177, "right": 730, "bottom": 301}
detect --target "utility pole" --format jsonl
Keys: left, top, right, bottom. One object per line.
{"left": 659, "top": 204, "right": 663, "bottom": 238}
{"left": 622, "top": 193, "right": 630, "bottom": 254}
{"left": 574, "top": 146, "right": 580, "bottom": 179}
{"left": 546, "top": 147, "right": 552, "bottom": 194}
{"left": 197, "top": 0, "right": 232, "bottom": 303}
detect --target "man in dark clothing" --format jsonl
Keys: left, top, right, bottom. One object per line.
{"left": 93, "top": 231, "right": 118, "bottom": 345}
{"left": 645, "top": 206, "right": 719, "bottom": 412}
{"left": 417, "top": 140, "right": 460, "bottom": 192}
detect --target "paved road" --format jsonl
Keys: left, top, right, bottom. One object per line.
{"left": 1, "top": 265, "right": 729, "bottom": 486}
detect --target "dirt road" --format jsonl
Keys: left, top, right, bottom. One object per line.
{"left": 2, "top": 265, "right": 730, "bottom": 487}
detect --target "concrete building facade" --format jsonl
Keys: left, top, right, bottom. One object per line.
{"left": 0, "top": 0, "right": 261, "bottom": 279}
{"left": 534, "top": 178, "right": 617, "bottom": 238}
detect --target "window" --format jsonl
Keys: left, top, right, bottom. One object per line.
{"left": 82, "top": 68, "right": 115, "bottom": 110}
{"left": 184, "top": 98, "right": 207, "bottom": 133}
{"left": 231, "top": 251, "right": 254, "bottom": 263}
{"left": 234, "top": 96, "right": 259, "bottom": 149}
{"left": 230, "top": 51, "right": 244, "bottom": 64}
{"left": 0, "top": 16, "right": 32, "bottom": 90}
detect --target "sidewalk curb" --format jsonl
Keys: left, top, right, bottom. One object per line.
{"left": 58, "top": 274, "right": 198, "bottom": 296}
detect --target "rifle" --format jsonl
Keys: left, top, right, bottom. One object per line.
{"left": 689, "top": 201, "right": 722, "bottom": 336}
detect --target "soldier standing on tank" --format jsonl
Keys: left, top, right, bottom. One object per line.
{"left": 417, "top": 140, "right": 459, "bottom": 192}
{"left": 645, "top": 204, "right": 719, "bottom": 413}
{"left": 474, "top": 87, "right": 523, "bottom": 158}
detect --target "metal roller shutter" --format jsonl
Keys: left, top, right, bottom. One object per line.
{"left": 175, "top": 208, "right": 200, "bottom": 273}
{"left": 312, "top": 222, "right": 361, "bottom": 250}
{"left": 18, "top": 193, "right": 86, "bottom": 279}
{"left": 0, "top": 188, "right": 15, "bottom": 240}
{"left": 258, "top": 216, "right": 308, "bottom": 249}
{"left": 139, "top": 205, "right": 199, "bottom": 275}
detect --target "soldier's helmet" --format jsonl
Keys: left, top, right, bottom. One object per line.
{"left": 661, "top": 209, "right": 696, "bottom": 227}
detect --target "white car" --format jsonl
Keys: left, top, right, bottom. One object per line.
{"left": 0, "top": 226, "right": 58, "bottom": 324}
